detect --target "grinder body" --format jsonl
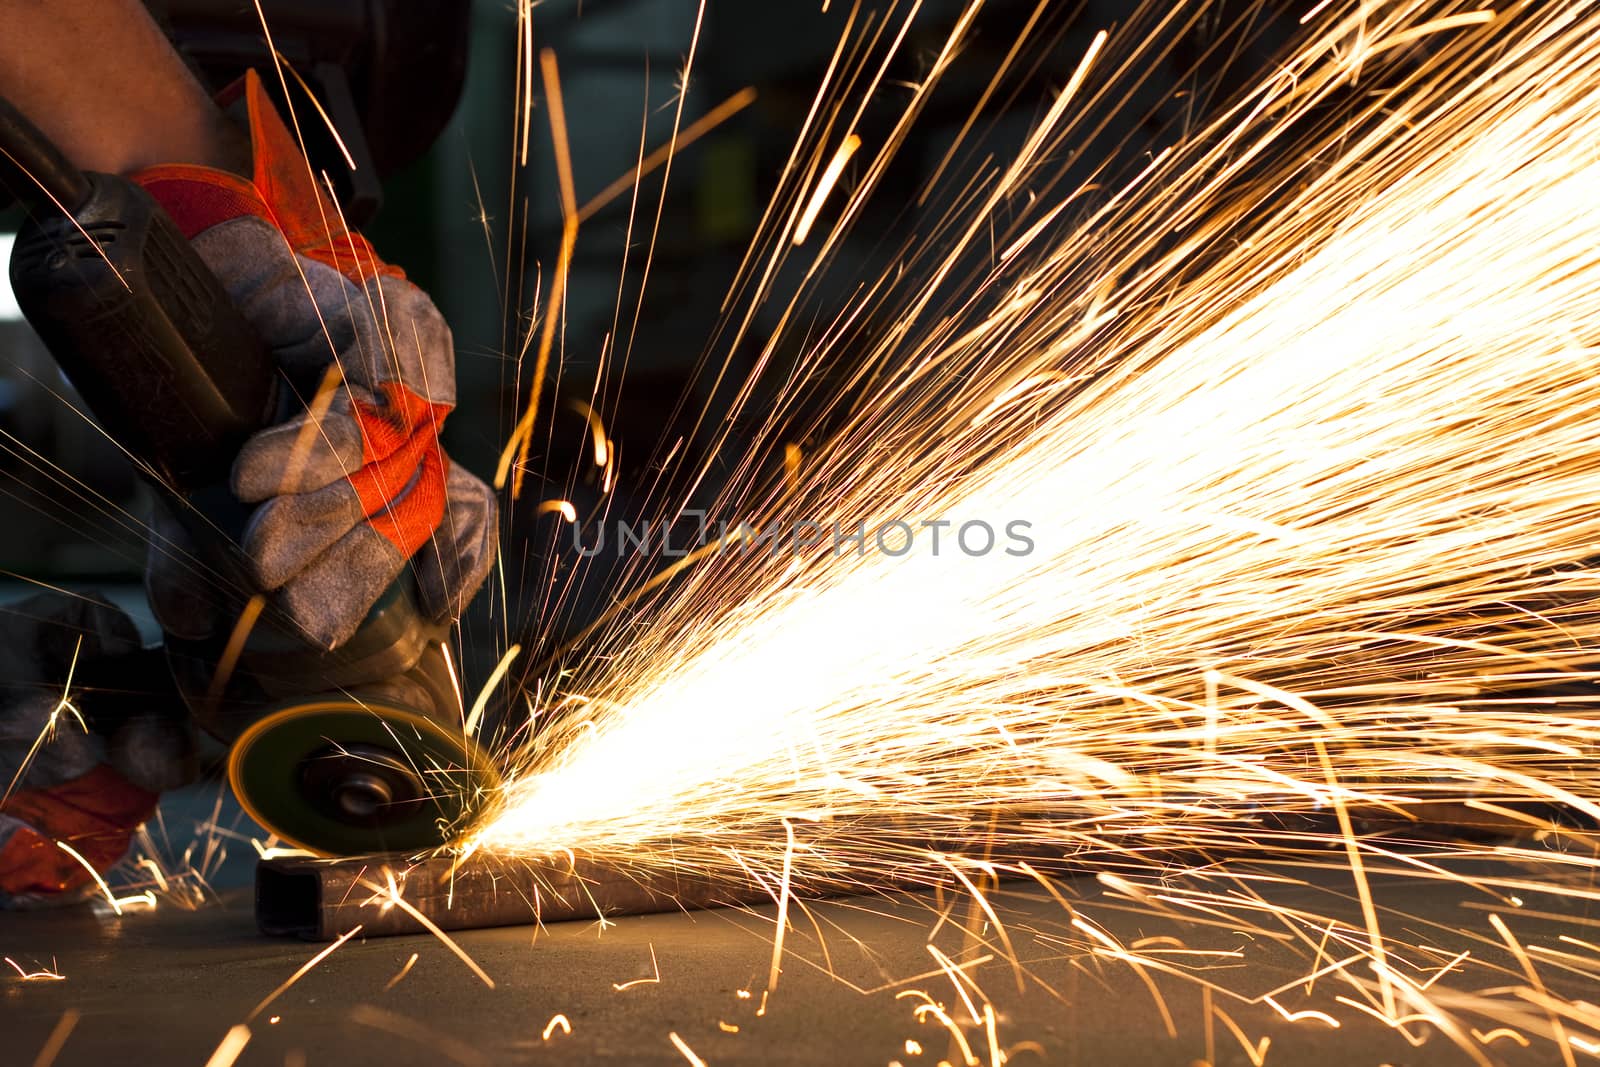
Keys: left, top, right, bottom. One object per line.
{"left": 2, "top": 96, "right": 494, "bottom": 855}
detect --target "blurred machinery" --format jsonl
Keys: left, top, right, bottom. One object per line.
{"left": 0, "top": 243, "right": 144, "bottom": 579}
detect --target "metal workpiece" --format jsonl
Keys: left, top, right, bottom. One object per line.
{"left": 256, "top": 851, "right": 778, "bottom": 940}
{"left": 254, "top": 827, "right": 1074, "bottom": 941}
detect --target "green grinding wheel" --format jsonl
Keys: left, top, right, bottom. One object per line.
{"left": 228, "top": 699, "right": 501, "bottom": 857}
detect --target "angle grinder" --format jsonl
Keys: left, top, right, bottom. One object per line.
{"left": 0, "top": 94, "right": 498, "bottom": 856}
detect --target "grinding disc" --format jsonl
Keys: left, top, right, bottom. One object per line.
{"left": 228, "top": 699, "right": 500, "bottom": 857}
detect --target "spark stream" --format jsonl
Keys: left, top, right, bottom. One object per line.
{"left": 485, "top": 0, "right": 1600, "bottom": 865}
{"left": 478, "top": 2, "right": 1600, "bottom": 1060}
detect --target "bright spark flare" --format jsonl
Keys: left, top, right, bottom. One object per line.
{"left": 470, "top": 1, "right": 1600, "bottom": 1060}
{"left": 486, "top": 0, "right": 1595, "bottom": 858}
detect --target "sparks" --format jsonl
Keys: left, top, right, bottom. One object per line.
{"left": 4, "top": 956, "right": 64, "bottom": 981}
{"left": 792, "top": 133, "right": 862, "bottom": 245}
{"left": 467, "top": 2, "right": 1600, "bottom": 1061}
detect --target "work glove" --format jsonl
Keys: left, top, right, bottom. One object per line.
{"left": 131, "top": 70, "right": 496, "bottom": 650}
{"left": 0, "top": 594, "right": 189, "bottom": 907}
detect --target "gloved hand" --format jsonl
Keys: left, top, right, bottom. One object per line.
{"left": 131, "top": 70, "right": 496, "bottom": 650}
{"left": 0, "top": 593, "right": 188, "bottom": 907}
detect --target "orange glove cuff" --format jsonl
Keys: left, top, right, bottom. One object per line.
{"left": 130, "top": 70, "right": 404, "bottom": 286}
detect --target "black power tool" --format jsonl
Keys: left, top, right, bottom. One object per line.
{"left": 0, "top": 95, "right": 497, "bottom": 856}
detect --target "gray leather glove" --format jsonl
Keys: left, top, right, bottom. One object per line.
{"left": 134, "top": 70, "right": 496, "bottom": 650}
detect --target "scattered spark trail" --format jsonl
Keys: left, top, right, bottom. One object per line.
{"left": 358, "top": 874, "right": 496, "bottom": 989}
{"left": 2, "top": 635, "right": 85, "bottom": 810}
{"left": 382, "top": 952, "right": 420, "bottom": 992}
{"left": 793, "top": 132, "right": 862, "bottom": 245}
{"left": 487, "top": 0, "right": 1600, "bottom": 860}
{"left": 668, "top": 1030, "right": 707, "bottom": 1067}
{"left": 246, "top": 925, "right": 364, "bottom": 1023}
{"left": 468, "top": 0, "right": 1600, "bottom": 1060}
{"left": 5, "top": 956, "right": 64, "bottom": 981}
{"left": 611, "top": 942, "right": 660, "bottom": 990}
{"left": 28, "top": 1010, "right": 79, "bottom": 1067}
{"left": 55, "top": 841, "right": 153, "bottom": 916}
{"left": 200, "top": 1025, "right": 252, "bottom": 1067}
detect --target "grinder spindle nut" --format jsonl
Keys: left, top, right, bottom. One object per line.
{"left": 228, "top": 699, "right": 499, "bottom": 856}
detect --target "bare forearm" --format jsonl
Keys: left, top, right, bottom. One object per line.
{"left": 0, "top": 0, "right": 242, "bottom": 174}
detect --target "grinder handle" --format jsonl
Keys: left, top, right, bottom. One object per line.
{"left": 2, "top": 93, "right": 278, "bottom": 491}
